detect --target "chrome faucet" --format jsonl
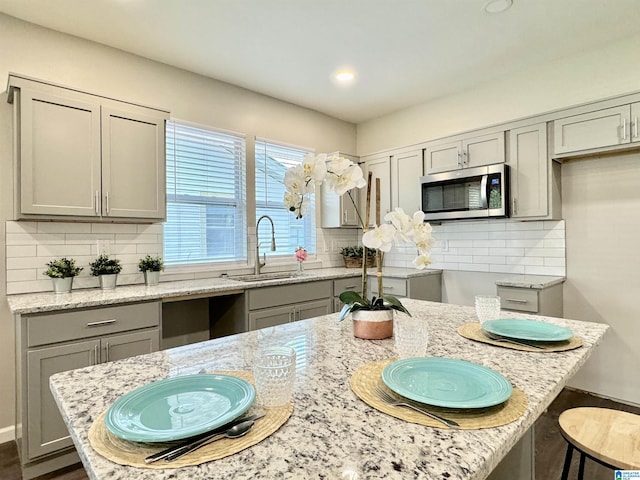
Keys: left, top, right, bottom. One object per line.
{"left": 255, "top": 215, "right": 276, "bottom": 274}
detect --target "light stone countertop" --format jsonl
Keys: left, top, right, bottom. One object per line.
{"left": 49, "top": 299, "right": 608, "bottom": 480}
{"left": 7, "top": 267, "right": 442, "bottom": 315}
{"left": 495, "top": 275, "right": 565, "bottom": 289}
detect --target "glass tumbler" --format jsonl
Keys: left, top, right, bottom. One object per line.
{"left": 475, "top": 295, "right": 501, "bottom": 324}
{"left": 394, "top": 316, "right": 429, "bottom": 358}
{"left": 253, "top": 346, "right": 296, "bottom": 408}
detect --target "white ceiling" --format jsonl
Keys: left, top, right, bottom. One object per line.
{"left": 2, "top": 0, "right": 640, "bottom": 124}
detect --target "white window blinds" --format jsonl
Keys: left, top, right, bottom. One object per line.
{"left": 164, "top": 120, "right": 247, "bottom": 265}
{"left": 255, "top": 139, "right": 316, "bottom": 257}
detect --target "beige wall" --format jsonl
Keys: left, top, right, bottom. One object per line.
{"left": 0, "top": 13, "right": 356, "bottom": 435}
{"left": 357, "top": 32, "right": 640, "bottom": 155}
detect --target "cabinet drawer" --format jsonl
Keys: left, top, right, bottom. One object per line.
{"left": 27, "top": 302, "right": 161, "bottom": 347}
{"left": 249, "top": 281, "right": 332, "bottom": 310}
{"left": 497, "top": 287, "right": 539, "bottom": 313}
{"left": 333, "top": 276, "right": 361, "bottom": 295}
{"left": 370, "top": 277, "right": 407, "bottom": 297}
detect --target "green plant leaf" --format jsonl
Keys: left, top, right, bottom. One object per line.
{"left": 338, "top": 290, "right": 369, "bottom": 306}
{"left": 382, "top": 294, "right": 412, "bottom": 316}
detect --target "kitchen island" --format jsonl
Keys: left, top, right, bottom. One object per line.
{"left": 49, "top": 299, "right": 607, "bottom": 479}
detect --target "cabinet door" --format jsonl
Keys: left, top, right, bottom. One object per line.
{"left": 19, "top": 88, "right": 101, "bottom": 217}
{"left": 424, "top": 140, "right": 461, "bottom": 174}
{"left": 631, "top": 102, "right": 640, "bottom": 143}
{"left": 509, "top": 123, "right": 548, "bottom": 218}
{"left": 295, "top": 299, "right": 332, "bottom": 321}
{"left": 553, "top": 105, "right": 630, "bottom": 155}
{"left": 391, "top": 149, "right": 423, "bottom": 214}
{"left": 101, "top": 106, "right": 166, "bottom": 219}
{"left": 102, "top": 328, "right": 160, "bottom": 363}
{"left": 249, "top": 305, "right": 294, "bottom": 331}
{"left": 363, "top": 156, "right": 391, "bottom": 223}
{"left": 463, "top": 132, "right": 505, "bottom": 168}
{"left": 27, "top": 339, "right": 99, "bottom": 459}
{"left": 321, "top": 184, "right": 360, "bottom": 228}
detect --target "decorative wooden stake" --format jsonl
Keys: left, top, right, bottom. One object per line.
{"left": 361, "top": 172, "right": 373, "bottom": 297}
{"left": 375, "top": 178, "right": 383, "bottom": 298}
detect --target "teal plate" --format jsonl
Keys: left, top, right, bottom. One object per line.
{"left": 483, "top": 318, "right": 573, "bottom": 342}
{"left": 382, "top": 357, "right": 512, "bottom": 409}
{"left": 105, "top": 374, "right": 255, "bottom": 442}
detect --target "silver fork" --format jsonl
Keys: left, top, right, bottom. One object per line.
{"left": 374, "top": 384, "right": 459, "bottom": 428}
{"left": 484, "top": 332, "right": 545, "bottom": 350}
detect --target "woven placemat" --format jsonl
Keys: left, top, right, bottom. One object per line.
{"left": 88, "top": 371, "right": 292, "bottom": 468}
{"left": 350, "top": 359, "right": 527, "bottom": 430}
{"left": 457, "top": 322, "right": 583, "bottom": 352}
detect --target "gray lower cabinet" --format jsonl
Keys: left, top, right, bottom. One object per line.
{"left": 248, "top": 281, "right": 333, "bottom": 330}
{"left": 17, "top": 302, "right": 160, "bottom": 479}
{"left": 368, "top": 273, "right": 442, "bottom": 302}
{"left": 497, "top": 284, "right": 563, "bottom": 317}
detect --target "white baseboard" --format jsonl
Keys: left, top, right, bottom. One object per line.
{"left": 0, "top": 424, "right": 15, "bottom": 444}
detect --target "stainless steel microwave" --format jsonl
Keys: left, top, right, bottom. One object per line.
{"left": 420, "top": 164, "right": 509, "bottom": 221}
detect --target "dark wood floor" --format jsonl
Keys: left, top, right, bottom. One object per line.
{"left": 1, "top": 387, "right": 638, "bottom": 479}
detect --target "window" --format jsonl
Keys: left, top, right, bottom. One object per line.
{"left": 164, "top": 120, "right": 246, "bottom": 265}
{"left": 255, "top": 139, "right": 316, "bottom": 257}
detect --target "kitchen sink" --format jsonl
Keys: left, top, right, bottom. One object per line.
{"left": 229, "top": 272, "right": 297, "bottom": 282}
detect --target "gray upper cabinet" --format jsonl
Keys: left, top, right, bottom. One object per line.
{"left": 391, "top": 148, "right": 423, "bottom": 214}
{"left": 553, "top": 103, "right": 640, "bottom": 156}
{"left": 507, "top": 123, "right": 560, "bottom": 219}
{"left": 424, "top": 131, "right": 505, "bottom": 174}
{"left": 8, "top": 74, "right": 168, "bottom": 221}
{"left": 321, "top": 153, "right": 360, "bottom": 228}
{"left": 361, "top": 154, "right": 392, "bottom": 223}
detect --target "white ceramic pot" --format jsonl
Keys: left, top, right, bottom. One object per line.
{"left": 144, "top": 270, "right": 160, "bottom": 286}
{"left": 51, "top": 277, "right": 73, "bottom": 294}
{"left": 99, "top": 274, "right": 118, "bottom": 290}
{"left": 352, "top": 309, "right": 394, "bottom": 340}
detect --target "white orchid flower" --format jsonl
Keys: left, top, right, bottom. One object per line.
{"left": 329, "top": 164, "right": 367, "bottom": 196}
{"left": 362, "top": 223, "right": 396, "bottom": 252}
{"left": 413, "top": 254, "right": 432, "bottom": 269}
{"left": 284, "top": 165, "right": 309, "bottom": 195}
{"left": 326, "top": 155, "right": 353, "bottom": 176}
{"left": 384, "top": 208, "right": 414, "bottom": 242}
{"left": 302, "top": 153, "right": 327, "bottom": 184}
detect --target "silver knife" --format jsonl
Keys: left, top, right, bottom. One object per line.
{"left": 485, "top": 331, "right": 545, "bottom": 350}
{"left": 145, "top": 412, "right": 264, "bottom": 464}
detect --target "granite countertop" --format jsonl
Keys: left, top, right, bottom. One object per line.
{"left": 495, "top": 275, "right": 565, "bottom": 289}
{"left": 50, "top": 299, "right": 608, "bottom": 480}
{"left": 7, "top": 267, "right": 442, "bottom": 315}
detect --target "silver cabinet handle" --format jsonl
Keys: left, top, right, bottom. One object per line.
{"left": 635, "top": 116, "right": 638, "bottom": 139}
{"left": 95, "top": 190, "right": 100, "bottom": 215}
{"left": 513, "top": 198, "right": 518, "bottom": 216}
{"left": 622, "top": 118, "right": 627, "bottom": 141}
{"left": 505, "top": 298, "right": 528, "bottom": 304}
{"left": 383, "top": 286, "right": 394, "bottom": 291}
{"left": 462, "top": 151, "right": 468, "bottom": 165}
{"left": 87, "top": 319, "right": 117, "bottom": 327}
{"left": 94, "top": 345, "right": 99, "bottom": 365}
{"left": 457, "top": 151, "right": 462, "bottom": 167}
{"left": 105, "top": 342, "right": 110, "bottom": 363}
{"left": 106, "top": 192, "right": 110, "bottom": 214}
{"left": 343, "top": 285, "right": 357, "bottom": 290}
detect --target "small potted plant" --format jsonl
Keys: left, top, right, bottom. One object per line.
{"left": 138, "top": 255, "right": 164, "bottom": 286}
{"left": 89, "top": 254, "right": 122, "bottom": 290}
{"left": 43, "top": 257, "right": 83, "bottom": 293}
{"left": 340, "top": 246, "right": 376, "bottom": 269}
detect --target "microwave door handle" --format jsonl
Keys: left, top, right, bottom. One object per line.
{"left": 480, "top": 175, "right": 488, "bottom": 208}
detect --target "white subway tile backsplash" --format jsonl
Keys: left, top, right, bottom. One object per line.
{"left": 37, "top": 222, "right": 92, "bottom": 234}
{"left": 6, "top": 222, "right": 37, "bottom": 234}
{"left": 7, "top": 245, "right": 37, "bottom": 257}
{"left": 6, "top": 220, "right": 163, "bottom": 294}
{"left": 387, "top": 218, "right": 566, "bottom": 277}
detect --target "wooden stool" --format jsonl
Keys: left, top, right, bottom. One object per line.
{"left": 559, "top": 407, "right": 640, "bottom": 479}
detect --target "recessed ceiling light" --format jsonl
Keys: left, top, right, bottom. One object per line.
{"left": 332, "top": 70, "right": 356, "bottom": 85}
{"left": 482, "top": 0, "right": 513, "bottom": 14}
